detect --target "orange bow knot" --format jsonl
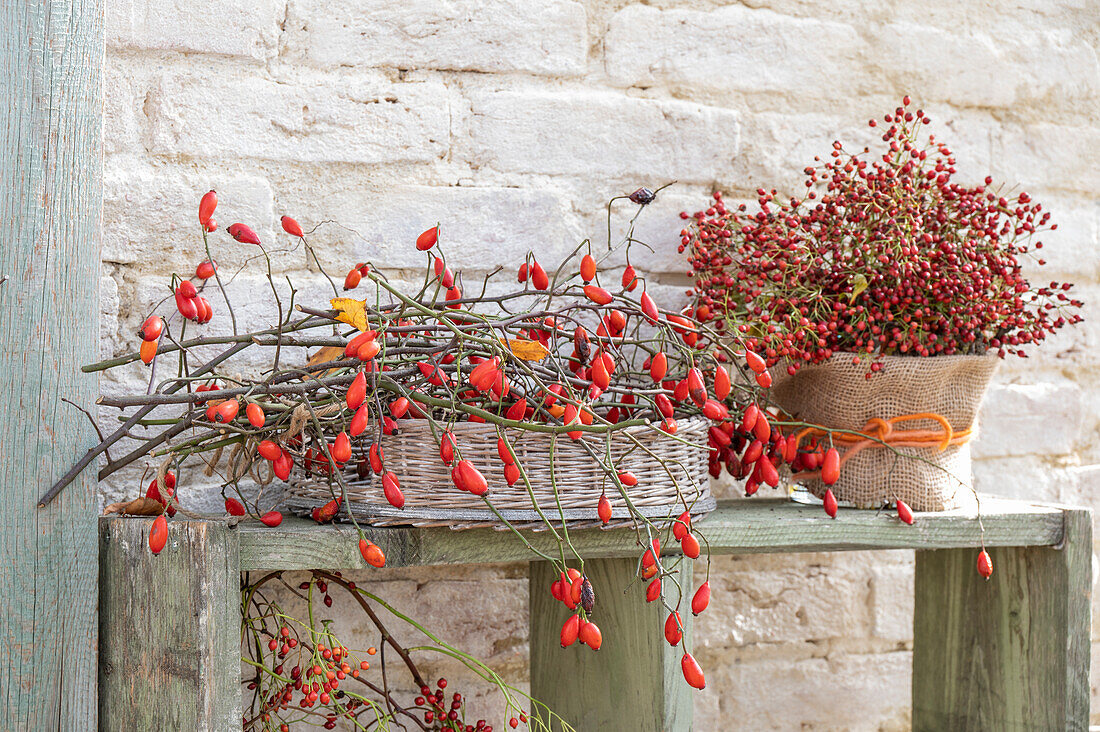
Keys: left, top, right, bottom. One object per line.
{"left": 792, "top": 412, "right": 970, "bottom": 480}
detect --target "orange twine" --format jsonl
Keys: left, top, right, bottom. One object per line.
{"left": 791, "top": 412, "right": 971, "bottom": 481}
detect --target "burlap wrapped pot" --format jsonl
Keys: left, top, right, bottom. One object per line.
{"left": 770, "top": 353, "right": 999, "bottom": 512}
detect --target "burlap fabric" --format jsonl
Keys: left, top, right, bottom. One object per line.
{"left": 770, "top": 353, "right": 999, "bottom": 511}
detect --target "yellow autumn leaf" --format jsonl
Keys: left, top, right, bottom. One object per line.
{"left": 505, "top": 338, "right": 550, "bottom": 362}
{"left": 307, "top": 345, "right": 345, "bottom": 368}
{"left": 849, "top": 273, "right": 869, "bottom": 302}
{"left": 330, "top": 297, "right": 370, "bottom": 332}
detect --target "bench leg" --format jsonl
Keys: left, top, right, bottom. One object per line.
{"left": 99, "top": 518, "right": 242, "bottom": 731}
{"left": 530, "top": 557, "right": 694, "bottom": 731}
{"left": 913, "top": 509, "right": 1092, "bottom": 731}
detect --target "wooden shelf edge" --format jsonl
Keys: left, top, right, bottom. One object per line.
{"left": 218, "top": 496, "right": 1082, "bottom": 571}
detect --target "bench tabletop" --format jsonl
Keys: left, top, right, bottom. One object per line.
{"left": 237, "top": 496, "right": 1075, "bottom": 571}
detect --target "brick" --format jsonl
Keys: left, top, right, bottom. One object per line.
{"left": 872, "top": 25, "right": 1016, "bottom": 109}
{"left": 1057, "top": 464, "right": 1100, "bottom": 521}
{"left": 103, "top": 58, "right": 148, "bottom": 156}
{"left": 972, "top": 382, "right": 1084, "bottom": 458}
{"left": 972, "top": 456, "right": 1067, "bottom": 502}
{"left": 287, "top": 0, "right": 587, "bottom": 76}
{"left": 1015, "top": 195, "right": 1100, "bottom": 280}
{"left": 103, "top": 161, "right": 275, "bottom": 268}
{"left": 107, "top": 0, "right": 285, "bottom": 60}
{"left": 149, "top": 69, "right": 452, "bottom": 164}
{"left": 466, "top": 89, "right": 739, "bottom": 182}
{"left": 306, "top": 185, "right": 581, "bottom": 274}
{"left": 732, "top": 106, "right": 1008, "bottom": 199}
{"left": 693, "top": 553, "right": 873, "bottom": 648}
{"left": 99, "top": 269, "right": 121, "bottom": 361}
{"left": 871, "top": 26, "right": 1097, "bottom": 116}
{"left": 606, "top": 5, "right": 869, "bottom": 97}
{"left": 704, "top": 650, "right": 911, "bottom": 730}
{"left": 729, "top": 112, "right": 881, "bottom": 194}
{"left": 870, "top": 561, "right": 915, "bottom": 643}
{"left": 594, "top": 186, "right": 712, "bottom": 276}
{"left": 994, "top": 123, "right": 1100, "bottom": 194}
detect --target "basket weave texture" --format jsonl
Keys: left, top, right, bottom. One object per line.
{"left": 286, "top": 416, "right": 713, "bottom": 528}
{"left": 771, "top": 353, "right": 999, "bottom": 511}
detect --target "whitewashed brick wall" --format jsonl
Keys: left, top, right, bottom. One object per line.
{"left": 100, "top": 0, "right": 1100, "bottom": 728}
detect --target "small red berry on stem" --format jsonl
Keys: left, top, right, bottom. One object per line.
{"left": 359, "top": 538, "right": 386, "bottom": 568}
{"left": 821, "top": 447, "right": 840, "bottom": 485}
{"left": 139, "top": 315, "right": 163, "bottom": 341}
{"left": 691, "top": 581, "right": 710, "bottom": 615}
{"left": 649, "top": 351, "right": 667, "bottom": 382}
{"left": 331, "top": 431, "right": 352, "bottom": 463}
{"left": 195, "top": 260, "right": 216, "bottom": 279}
{"left": 896, "top": 499, "right": 914, "bottom": 525}
{"left": 681, "top": 532, "right": 701, "bottom": 559}
{"left": 560, "top": 614, "right": 580, "bottom": 648}
{"left": 745, "top": 350, "right": 766, "bottom": 374}
{"left": 622, "top": 264, "right": 638, "bottom": 291}
{"left": 578, "top": 620, "right": 602, "bottom": 651}
{"left": 823, "top": 488, "right": 838, "bottom": 518}
{"left": 597, "top": 492, "right": 612, "bottom": 524}
{"left": 382, "top": 472, "right": 404, "bottom": 508}
{"left": 346, "top": 371, "right": 366, "bottom": 410}
{"left": 977, "top": 549, "right": 993, "bottom": 579}
{"left": 664, "top": 611, "right": 683, "bottom": 645}
{"left": 280, "top": 216, "right": 304, "bottom": 237}
{"left": 439, "top": 431, "right": 456, "bottom": 465}
{"left": 673, "top": 510, "right": 691, "bottom": 541}
{"left": 530, "top": 261, "right": 549, "bottom": 290}
{"left": 227, "top": 222, "right": 261, "bottom": 245}
{"left": 681, "top": 652, "right": 706, "bottom": 690}
{"left": 214, "top": 399, "right": 240, "bottom": 423}
{"left": 580, "top": 254, "right": 596, "bottom": 283}
{"left": 139, "top": 339, "right": 158, "bottom": 365}
{"left": 149, "top": 514, "right": 168, "bottom": 554}
{"left": 246, "top": 402, "right": 265, "bottom": 428}
{"left": 260, "top": 510, "right": 283, "bottom": 527}
{"left": 416, "top": 226, "right": 438, "bottom": 251}
{"left": 640, "top": 290, "right": 659, "bottom": 324}
{"left": 198, "top": 190, "right": 217, "bottom": 227}
{"left": 177, "top": 280, "right": 197, "bottom": 299}
{"left": 583, "top": 285, "right": 613, "bottom": 306}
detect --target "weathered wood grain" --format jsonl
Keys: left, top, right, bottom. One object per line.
{"left": 1, "top": 1, "right": 102, "bottom": 727}
{"left": 530, "top": 557, "right": 693, "bottom": 731}
{"left": 912, "top": 508, "right": 1091, "bottom": 731}
{"left": 238, "top": 497, "right": 1065, "bottom": 571}
{"left": 99, "top": 518, "right": 242, "bottom": 731}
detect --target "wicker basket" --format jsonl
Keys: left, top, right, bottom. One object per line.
{"left": 285, "top": 416, "right": 715, "bottom": 529}
{"left": 770, "top": 353, "right": 999, "bottom": 511}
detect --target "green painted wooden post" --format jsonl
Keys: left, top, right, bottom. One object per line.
{"left": 99, "top": 518, "right": 242, "bottom": 731}
{"left": 530, "top": 557, "right": 694, "bottom": 731}
{"left": 912, "top": 508, "right": 1092, "bottom": 730}
{"left": 1, "top": 1, "right": 103, "bottom": 727}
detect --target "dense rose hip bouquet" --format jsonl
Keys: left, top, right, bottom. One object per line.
{"left": 682, "top": 97, "right": 1082, "bottom": 374}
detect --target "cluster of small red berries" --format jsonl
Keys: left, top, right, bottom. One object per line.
{"left": 249, "top": 604, "right": 375, "bottom": 730}
{"left": 682, "top": 98, "right": 1082, "bottom": 372}
{"left": 414, "top": 678, "right": 513, "bottom": 731}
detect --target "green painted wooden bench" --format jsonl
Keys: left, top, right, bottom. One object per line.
{"left": 99, "top": 497, "right": 1092, "bottom": 731}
